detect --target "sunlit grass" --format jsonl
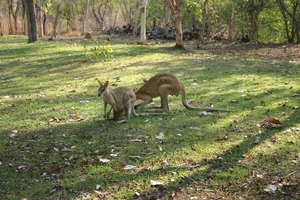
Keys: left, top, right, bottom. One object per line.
{"left": 0, "top": 35, "right": 299, "bottom": 199}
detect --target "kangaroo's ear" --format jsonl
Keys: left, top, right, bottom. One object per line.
{"left": 95, "top": 78, "right": 102, "bottom": 86}
{"left": 105, "top": 81, "right": 109, "bottom": 86}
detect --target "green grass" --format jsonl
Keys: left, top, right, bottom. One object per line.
{"left": 0, "top": 35, "right": 299, "bottom": 200}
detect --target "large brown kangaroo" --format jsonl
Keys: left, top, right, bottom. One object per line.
{"left": 134, "top": 73, "right": 229, "bottom": 112}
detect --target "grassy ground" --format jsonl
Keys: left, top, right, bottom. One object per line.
{"left": 0, "top": 35, "right": 299, "bottom": 200}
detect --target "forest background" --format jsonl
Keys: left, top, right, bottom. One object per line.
{"left": 0, "top": 0, "right": 300, "bottom": 44}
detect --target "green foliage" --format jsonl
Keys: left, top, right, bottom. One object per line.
{"left": 182, "top": 0, "right": 202, "bottom": 27}
{"left": 83, "top": 38, "right": 114, "bottom": 61}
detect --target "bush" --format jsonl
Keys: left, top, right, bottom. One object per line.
{"left": 83, "top": 38, "right": 113, "bottom": 61}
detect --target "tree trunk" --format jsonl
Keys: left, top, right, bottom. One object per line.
{"left": 121, "top": 0, "right": 131, "bottom": 24}
{"left": 92, "top": 3, "right": 108, "bottom": 30}
{"left": 0, "top": 0, "right": 2, "bottom": 36}
{"left": 92, "top": 8, "right": 102, "bottom": 29}
{"left": 228, "top": 1, "right": 235, "bottom": 42}
{"left": 166, "top": 0, "right": 184, "bottom": 49}
{"left": 82, "top": 0, "right": 89, "bottom": 35}
{"left": 13, "top": 0, "right": 21, "bottom": 34}
{"left": 36, "top": 0, "right": 43, "bottom": 37}
{"left": 140, "top": 0, "right": 148, "bottom": 43}
{"left": 162, "top": 0, "right": 171, "bottom": 35}
{"left": 48, "top": 1, "right": 61, "bottom": 40}
{"left": 21, "top": 1, "right": 26, "bottom": 35}
{"left": 24, "top": 0, "right": 38, "bottom": 43}
{"left": 206, "top": 1, "right": 211, "bottom": 40}
{"left": 8, "top": 1, "right": 13, "bottom": 34}
{"left": 113, "top": 1, "right": 120, "bottom": 28}
{"left": 43, "top": 13, "right": 46, "bottom": 36}
{"left": 133, "top": 0, "right": 140, "bottom": 37}
{"left": 250, "top": 14, "right": 259, "bottom": 41}
{"left": 197, "top": 0, "right": 209, "bottom": 48}
{"left": 276, "top": 0, "right": 300, "bottom": 43}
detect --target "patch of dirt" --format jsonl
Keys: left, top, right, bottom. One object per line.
{"left": 208, "top": 42, "right": 300, "bottom": 62}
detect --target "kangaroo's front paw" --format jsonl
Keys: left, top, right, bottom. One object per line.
{"left": 104, "top": 113, "right": 110, "bottom": 119}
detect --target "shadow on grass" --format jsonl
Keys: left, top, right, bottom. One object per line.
{"left": 1, "top": 97, "right": 298, "bottom": 199}
{"left": 1, "top": 36, "right": 299, "bottom": 199}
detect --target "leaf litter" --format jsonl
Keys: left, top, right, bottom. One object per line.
{"left": 1, "top": 38, "right": 297, "bottom": 199}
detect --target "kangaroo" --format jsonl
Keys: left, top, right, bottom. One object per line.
{"left": 134, "top": 73, "right": 229, "bottom": 112}
{"left": 96, "top": 78, "right": 146, "bottom": 123}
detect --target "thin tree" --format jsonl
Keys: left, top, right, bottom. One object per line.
{"left": 24, "top": 0, "right": 38, "bottom": 43}
{"left": 92, "top": 2, "right": 109, "bottom": 30}
{"left": 0, "top": 0, "right": 2, "bottom": 36}
{"left": 8, "top": 0, "right": 22, "bottom": 34}
{"left": 82, "top": 0, "right": 89, "bottom": 35}
{"left": 245, "top": 0, "right": 266, "bottom": 41}
{"left": 276, "top": 0, "right": 300, "bottom": 43}
{"left": 166, "top": 0, "right": 184, "bottom": 49}
{"left": 140, "top": 0, "right": 148, "bottom": 43}
{"left": 36, "top": 0, "right": 44, "bottom": 37}
{"left": 133, "top": 0, "right": 141, "bottom": 37}
{"left": 48, "top": 0, "right": 61, "bottom": 40}
{"left": 8, "top": 0, "right": 13, "bottom": 34}
{"left": 228, "top": 1, "right": 235, "bottom": 42}
{"left": 162, "top": 0, "right": 171, "bottom": 36}
{"left": 197, "top": 0, "right": 209, "bottom": 48}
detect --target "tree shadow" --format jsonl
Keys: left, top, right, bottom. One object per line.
{"left": 0, "top": 36, "right": 299, "bottom": 199}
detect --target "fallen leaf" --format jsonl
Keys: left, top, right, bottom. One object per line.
{"left": 163, "top": 159, "right": 169, "bottom": 166}
{"left": 156, "top": 132, "right": 165, "bottom": 140}
{"left": 61, "top": 147, "right": 76, "bottom": 152}
{"left": 158, "top": 146, "right": 163, "bottom": 151}
{"left": 264, "top": 184, "right": 277, "bottom": 193}
{"left": 48, "top": 116, "right": 62, "bottom": 123}
{"left": 283, "top": 129, "right": 293, "bottom": 133}
{"left": 17, "top": 165, "right": 30, "bottom": 173}
{"left": 129, "top": 139, "right": 143, "bottom": 142}
{"left": 259, "top": 117, "right": 282, "bottom": 129}
{"left": 66, "top": 116, "right": 85, "bottom": 122}
{"left": 99, "top": 158, "right": 110, "bottom": 163}
{"left": 190, "top": 127, "right": 200, "bottom": 131}
{"left": 124, "top": 165, "right": 137, "bottom": 170}
{"left": 49, "top": 166, "right": 61, "bottom": 174}
{"left": 110, "top": 153, "right": 119, "bottom": 157}
{"left": 199, "top": 111, "right": 211, "bottom": 116}
{"left": 96, "top": 184, "right": 101, "bottom": 190}
{"left": 150, "top": 180, "right": 164, "bottom": 186}
{"left": 129, "top": 155, "right": 141, "bottom": 159}
{"left": 79, "top": 100, "right": 89, "bottom": 104}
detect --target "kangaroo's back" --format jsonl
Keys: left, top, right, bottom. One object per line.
{"left": 135, "top": 73, "right": 183, "bottom": 99}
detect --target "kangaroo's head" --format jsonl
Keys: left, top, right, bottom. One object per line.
{"left": 96, "top": 78, "right": 109, "bottom": 97}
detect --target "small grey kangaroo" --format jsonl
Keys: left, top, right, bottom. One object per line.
{"left": 96, "top": 78, "right": 146, "bottom": 123}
